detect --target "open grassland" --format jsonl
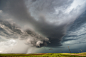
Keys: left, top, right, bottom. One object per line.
{"left": 0, "top": 52, "right": 86, "bottom": 57}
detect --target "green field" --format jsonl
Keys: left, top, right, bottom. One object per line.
{"left": 0, "top": 52, "right": 86, "bottom": 57}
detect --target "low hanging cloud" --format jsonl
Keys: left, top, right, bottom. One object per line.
{"left": 0, "top": 0, "right": 86, "bottom": 48}
{"left": 0, "top": 19, "right": 49, "bottom": 47}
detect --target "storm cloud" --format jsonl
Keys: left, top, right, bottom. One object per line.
{"left": 0, "top": 0, "right": 86, "bottom": 53}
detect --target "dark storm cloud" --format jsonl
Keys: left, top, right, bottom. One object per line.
{"left": 61, "top": 11, "right": 86, "bottom": 44}
{"left": 0, "top": 19, "right": 50, "bottom": 48}
{"left": 0, "top": 0, "right": 49, "bottom": 48}
{"left": 33, "top": 21, "right": 69, "bottom": 47}
{"left": 0, "top": 0, "right": 85, "bottom": 48}
{"left": 69, "top": 11, "right": 86, "bottom": 31}
{"left": 25, "top": 0, "right": 75, "bottom": 47}
{"left": 1, "top": 0, "right": 37, "bottom": 27}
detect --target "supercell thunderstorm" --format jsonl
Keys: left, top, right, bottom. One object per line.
{"left": 0, "top": 0, "right": 86, "bottom": 53}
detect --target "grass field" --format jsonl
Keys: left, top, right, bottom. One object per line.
{"left": 0, "top": 52, "right": 86, "bottom": 57}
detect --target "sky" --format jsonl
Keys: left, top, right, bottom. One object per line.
{"left": 0, "top": 0, "right": 86, "bottom": 53}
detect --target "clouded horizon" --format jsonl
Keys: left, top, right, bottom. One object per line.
{"left": 0, "top": 0, "right": 86, "bottom": 53}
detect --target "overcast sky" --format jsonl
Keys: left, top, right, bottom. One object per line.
{"left": 0, "top": 0, "right": 86, "bottom": 53}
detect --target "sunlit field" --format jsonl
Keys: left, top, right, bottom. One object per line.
{"left": 0, "top": 52, "right": 86, "bottom": 57}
